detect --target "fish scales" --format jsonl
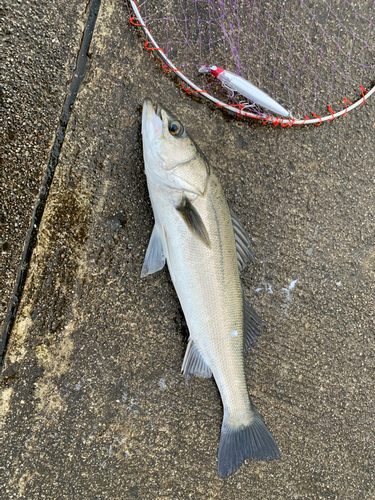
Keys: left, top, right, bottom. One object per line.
{"left": 164, "top": 174, "right": 248, "bottom": 420}
{"left": 141, "top": 98, "right": 280, "bottom": 478}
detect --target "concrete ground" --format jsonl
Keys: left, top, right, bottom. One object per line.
{"left": 1, "top": 0, "right": 374, "bottom": 498}
{"left": 0, "top": 0, "right": 89, "bottom": 333}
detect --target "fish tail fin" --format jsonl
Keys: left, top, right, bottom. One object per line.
{"left": 217, "top": 404, "right": 281, "bottom": 479}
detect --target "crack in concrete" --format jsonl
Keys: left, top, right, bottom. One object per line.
{"left": 0, "top": 0, "right": 102, "bottom": 371}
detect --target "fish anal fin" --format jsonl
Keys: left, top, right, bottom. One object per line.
{"left": 243, "top": 294, "right": 263, "bottom": 356}
{"left": 176, "top": 197, "right": 211, "bottom": 248}
{"left": 140, "top": 225, "right": 166, "bottom": 278}
{"left": 182, "top": 338, "right": 212, "bottom": 378}
{"left": 230, "top": 208, "right": 256, "bottom": 270}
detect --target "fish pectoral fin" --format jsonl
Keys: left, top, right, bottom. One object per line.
{"left": 140, "top": 225, "right": 166, "bottom": 278}
{"left": 175, "top": 197, "right": 211, "bottom": 248}
{"left": 181, "top": 338, "right": 212, "bottom": 379}
{"left": 230, "top": 208, "right": 256, "bottom": 270}
{"left": 243, "top": 294, "right": 263, "bottom": 356}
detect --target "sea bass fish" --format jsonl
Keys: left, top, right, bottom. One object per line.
{"left": 141, "top": 98, "right": 280, "bottom": 478}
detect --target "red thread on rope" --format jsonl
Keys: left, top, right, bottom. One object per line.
{"left": 360, "top": 85, "right": 368, "bottom": 105}
{"left": 161, "top": 62, "right": 182, "bottom": 74}
{"left": 215, "top": 101, "right": 235, "bottom": 108}
{"left": 262, "top": 115, "right": 270, "bottom": 125}
{"left": 144, "top": 40, "right": 165, "bottom": 53}
{"left": 236, "top": 103, "right": 245, "bottom": 116}
{"left": 130, "top": 15, "right": 150, "bottom": 31}
{"left": 215, "top": 102, "right": 247, "bottom": 116}
{"left": 342, "top": 97, "right": 353, "bottom": 117}
{"left": 281, "top": 117, "right": 296, "bottom": 128}
{"left": 212, "top": 102, "right": 266, "bottom": 120}
{"left": 294, "top": 115, "right": 309, "bottom": 126}
{"left": 181, "top": 81, "right": 209, "bottom": 95}
{"left": 342, "top": 99, "right": 348, "bottom": 117}
{"left": 312, "top": 112, "right": 322, "bottom": 125}
{"left": 236, "top": 110, "right": 263, "bottom": 120}
{"left": 327, "top": 105, "right": 335, "bottom": 121}
{"left": 237, "top": 111, "right": 263, "bottom": 120}
{"left": 271, "top": 116, "right": 283, "bottom": 126}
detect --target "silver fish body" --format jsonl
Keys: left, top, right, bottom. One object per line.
{"left": 141, "top": 99, "right": 280, "bottom": 477}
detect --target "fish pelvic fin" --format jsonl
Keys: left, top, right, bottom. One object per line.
{"left": 175, "top": 196, "right": 211, "bottom": 248}
{"left": 182, "top": 338, "right": 212, "bottom": 378}
{"left": 141, "top": 225, "right": 166, "bottom": 278}
{"left": 218, "top": 404, "right": 281, "bottom": 479}
{"left": 243, "top": 293, "right": 263, "bottom": 356}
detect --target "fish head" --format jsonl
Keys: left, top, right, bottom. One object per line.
{"left": 142, "top": 99, "right": 209, "bottom": 195}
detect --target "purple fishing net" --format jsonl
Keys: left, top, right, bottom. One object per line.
{"left": 134, "top": 0, "right": 374, "bottom": 119}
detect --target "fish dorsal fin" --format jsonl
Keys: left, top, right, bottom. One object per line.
{"left": 230, "top": 209, "right": 256, "bottom": 270}
{"left": 140, "top": 225, "right": 166, "bottom": 278}
{"left": 243, "top": 293, "right": 263, "bottom": 356}
{"left": 182, "top": 338, "right": 212, "bottom": 378}
{"left": 176, "top": 197, "right": 211, "bottom": 248}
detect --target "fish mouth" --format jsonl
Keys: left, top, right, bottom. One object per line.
{"left": 143, "top": 98, "right": 163, "bottom": 118}
{"left": 142, "top": 98, "right": 163, "bottom": 140}
{"left": 155, "top": 102, "right": 162, "bottom": 118}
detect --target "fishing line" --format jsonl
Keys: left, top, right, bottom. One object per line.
{"left": 128, "top": 0, "right": 374, "bottom": 126}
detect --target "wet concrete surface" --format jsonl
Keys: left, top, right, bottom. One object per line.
{"left": 1, "top": 0, "right": 374, "bottom": 498}
{"left": 0, "top": 0, "right": 89, "bottom": 333}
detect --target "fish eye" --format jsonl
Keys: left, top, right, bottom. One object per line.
{"left": 168, "top": 121, "right": 184, "bottom": 137}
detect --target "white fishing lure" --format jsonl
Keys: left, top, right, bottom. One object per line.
{"left": 199, "top": 64, "right": 290, "bottom": 118}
